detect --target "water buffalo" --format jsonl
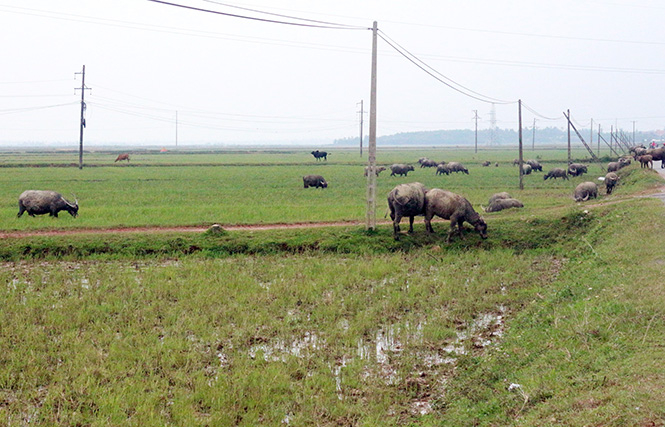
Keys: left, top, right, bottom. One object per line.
{"left": 115, "top": 153, "right": 130, "bottom": 162}
{"left": 544, "top": 168, "right": 569, "bottom": 180}
{"left": 435, "top": 164, "right": 450, "bottom": 175}
{"left": 481, "top": 161, "right": 491, "bottom": 167}
{"left": 303, "top": 175, "right": 328, "bottom": 189}
{"left": 387, "top": 182, "right": 427, "bottom": 240}
{"left": 568, "top": 163, "right": 588, "bottom": 177}
{"left": 424, "top": 189, "right": 487, "bottom": 242}
{"left": 364, "top": 166, "right": 386, "bottom": 176}
{"left": 521, "top": 164, "right": 532, "bottom": 175}
{"left": 484, "top": 198, "right": 524, "bottom": 213}
{"left": 637, "top": 155, "right": 653, "bottom": 168}
{"left": 17, "top": 190, "right": 78, "bottom": 218}
{"left": 445, "top": 162, "right": 469, "bottom": 174}
{"left": 607, "top": 162, "right": 622, "bottom": 172}
{"left": 390, "top": 164, "right": 415, "bottom": 177}
{"left": 646, "top": 148, "right": 665, "bottom": 168}
{"left": 526, "top": 159, "right": 542, "bottom": 172}
{"left": 420, "top": 159, "right": 438, "bottom": 168}
{"left": 487, "top": 192, "right": 512, "bottom": 205}
{"left": 604, "top": 172, "right": 619, "bottom": 195}
{"left": 574, "top": 181, "right": 598, "bottom": 202}
{"left": 311, "top": 150, "right": 328, "bottom": 161}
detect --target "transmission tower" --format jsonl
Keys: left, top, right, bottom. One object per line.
{"left": 489, "top": 103, "right": 497, "bottom": 146}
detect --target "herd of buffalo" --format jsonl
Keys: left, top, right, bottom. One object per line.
{"left": 15, "top": 146, "right": 660, "bottom": 241}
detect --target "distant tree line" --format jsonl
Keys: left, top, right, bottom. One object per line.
{"left": 333, "top": 127, "right": 664, "bottom": 147}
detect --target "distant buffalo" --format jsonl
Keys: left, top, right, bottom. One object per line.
{"left": 303, "top": 175, "right": 328, "bottom": 189}
{"left": 115, "top": 153, "right": 130, "bottom": 162}
{"left": 364, "top": 166, "right": 386, "bottom": 176}
{"left": 390, "top": 164, "right": 415, "bottom": 177}
{"left": 311, "top": 150, "right": 328, "bottom": 161}
{"left": 544, "top": 168, "right": 569, "bottom": 180}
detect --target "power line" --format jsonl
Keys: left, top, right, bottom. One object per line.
{"left": 146, "top": 0, "right": 369, "bottom": 30}
{"left": 377, "top": 30, "right": 516, "bottom": 105}
{"left": 200, "top": 0, "right": 367, "bottom": 29}
{"left": 0, "top": 102, "right": 78, "bottom": 115}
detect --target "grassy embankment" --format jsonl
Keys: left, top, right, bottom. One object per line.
{"left": 0, "top": 149, "right": 664, "bottom": 425}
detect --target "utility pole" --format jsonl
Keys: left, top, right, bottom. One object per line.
{"left": 567, "top": 109, "right": 571, "bottom": 165}
{"left": 531, "top": 118, "right": 536, "bottom": 151}
{"left": 590, "top": 118, "right": 594, "bottom": 156}
{"left": 357, "top": 100, "right": 364, "bottom": 157}
{"left": 74, "top": 65, "right": 91, "bottom": 170}
{"left": 518, "top": 100, "right": 524, "bottom": 190}
{"left": 632, "top": 121, "right": 636, "bottom": 145}
{"left": 472, "top": 110, "right": 479, "bottom": 153}
{"left": 365, "top": 21, "right": 378, "bottom": 230}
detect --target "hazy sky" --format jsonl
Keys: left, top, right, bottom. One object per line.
{"left": 1, "top": 0, "right": 664, "bottom": 146}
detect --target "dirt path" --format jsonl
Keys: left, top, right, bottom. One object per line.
{"left": 0, "top": 220, "right": 394, "bottom": 239}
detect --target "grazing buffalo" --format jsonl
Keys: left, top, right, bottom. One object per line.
{"left": 526, "top": 159, "right": 543, "bottom": 172}
{"left": 364, "top": 166, "right": 386, "bottom": 176}
{"left": 435, "top": 164, "right": 450, "bottom": 176}
{"left": 303, "top": 175, "right": 328, "bottom": 189}
{"left": 568, "top": 163, "right": 588, "bottom": 177}
{"left": 115, "top": 153, "right": 130, "bottom": 162}
{"left": 424, "top": 189, "right": 487, "bottom": 242}
{"left": 607, "top": 162, "right": 622, "bottom": 172}
{"left": 17, "top": 190, "right": 78, "bottom": 218}
{"left": 387, "top": 182, "right": 427, "bottom": 240}
{"left": 311, "top": 150, "right": 329, "bottom": 161}
{"left": 445, "top": 162, "right": 469, "bottom": 174}
{"left": 390, "top": 164, "right": 415, "bottom": 177}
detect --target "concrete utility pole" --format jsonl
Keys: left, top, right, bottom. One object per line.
{"left": 365, "top": 21, "right": 378, "bottom": 230}
{"left": 518, "top": 100, "right": 524, "bottom": 190}
{"left": 358, "top": 100, "right": 364, "bottom": 157}
{"left": 531, "top": 118, "right": 536, "bottom": 151}
{"left": 472, "top": 110, "right": 479, "bottom": 153}
{"left": 567, "top": 109, "right": 571, "bottom": 165}
{"left": 590, "top": 118, "right": 594, "bottom": 156}
{"left": 75, "top": 65, "right": 91, "bottom": 170}
{"left": 632, "top": 121, "right": 636, "bottom": 145}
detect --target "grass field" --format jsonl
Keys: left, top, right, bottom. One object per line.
{"left": 1, "top": 147, "right": 664, "bottom": 426}
{"left": 0, "top": 147, "right": 643, "bottom": 231}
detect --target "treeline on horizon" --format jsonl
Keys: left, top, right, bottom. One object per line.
{"left": 333, "top": 127, "right": 665, "bottom": 146}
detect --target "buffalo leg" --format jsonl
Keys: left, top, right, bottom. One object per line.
{"left": 393, "top": 214, "right": 402, "bottom": 240}
{"left": 408, "top": 216, "right": 415, "bottom": 233}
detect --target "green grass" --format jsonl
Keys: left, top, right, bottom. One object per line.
{"left": 2, "top": 148, "right": 656, "bottom": 231}
{"left": 1, "top": 148, "right": 664, "bottom": 425}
